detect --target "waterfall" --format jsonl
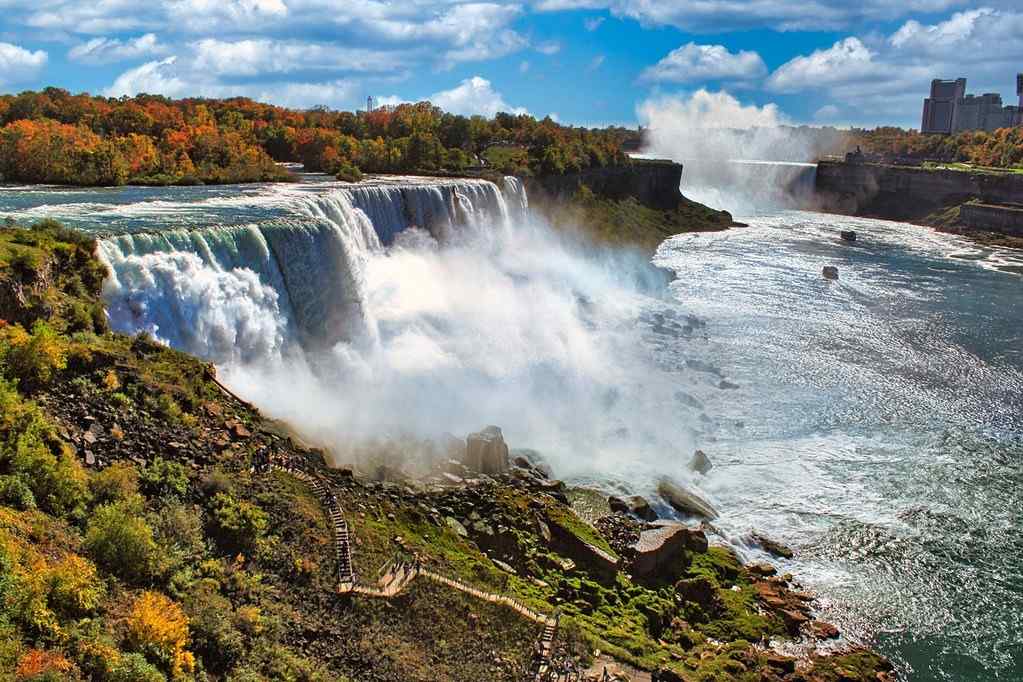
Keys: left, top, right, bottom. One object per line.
{"left": 89, "top": 172, "right": 711, "bottom": 498}
{"left": 98, "top": 178, "right": 518, "bottom": 364}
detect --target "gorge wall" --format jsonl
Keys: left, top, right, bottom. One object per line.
{"left": 525, "top": 158, "right": 684, "bottom": 210}
{"left": 959, "top": 202, "right": 1023, "bottom": 236}
{"left": 815, "top": 160, "right": 1023, "bottom": 222}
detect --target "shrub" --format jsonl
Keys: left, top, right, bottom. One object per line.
{"left": 65, "top": 626, "right": 124, "bottom": 681}
{"left": 0, "top": 378, "right": 89, "bottom": 519}
{"left": 139, "top": 457, "right": 189, "bottom": 499}
{"left": 209, "top": 493, "right": 268, "bottom": 555}
{"left": 0, "top": 475, "right": 36, "bottom": 510}
{"left": 125, "top": 591, "right": 194, "bottom": 677}
{"left": 153, "top": 502, "right": 205, "bottom": 568}
{"left": 198, "top": 468, "right": 233, "bottom": 498}
{"left": 110, "top": 392, "right": 132, "bottom": 409}
{"left": 0, "top": 539, "right": 58, "bottom": 640}
{"left": 47, "top": 554, "right": 105, "bottom": 617}
{"left": 14, "top": 648, "right": 74, "bottom": 680}
{"left": 88, "top": 462, "right": 138, "bottom": 505}
{"left": 0, "top": 622, "right": 21, "bottom": 679}
{"left": 101, "top": 370, "right": 120, "bottom": 390}
{"left": 106, "top": 652, "right": 166, "bottom": 682}
{"left": 147, "top": 393, "right": 184, "bottom": 425}
{"left": 335, "top": 163, "right": 363, "bottom": 183}
{"left": 1, "top": 322, "right": 68, "bottom": 391}
{"left": 84, "top": 496, "right": 159, "bottom": 583}
{"left": 183, "top": 582, "right": 243, "bottom": 675}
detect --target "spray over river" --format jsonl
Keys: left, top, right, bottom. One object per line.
{"left": 0, "top": 168, "right": 1020, "bottom": 681}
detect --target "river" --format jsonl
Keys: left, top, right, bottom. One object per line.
{"left": 1, "top": 174, "right": 1020, "bottom": 681}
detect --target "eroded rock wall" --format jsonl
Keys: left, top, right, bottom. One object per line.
{"left": 526, "top": 159, "right": 683, "bottom": 210}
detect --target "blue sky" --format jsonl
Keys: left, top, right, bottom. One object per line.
{"left": 1, "top": 1, "right": 1022, "bottom": 129}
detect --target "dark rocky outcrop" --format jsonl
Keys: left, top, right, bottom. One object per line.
{"left": 689, "top": 450, "right": 712, "bottom": 476}
{"left": 753, "top": 533, "right": 795, "bottom": 559}
{"left": 526, "top": 159, "right": 684, "bottom": 211}
{"left": 822, "top": 266, "right": 839, "bottom": 280}
{"left": 463, "top": 425, "right": 510, "bottom": 476}
{"left": 608, "top": 494, "right": 657, "bottom": 521}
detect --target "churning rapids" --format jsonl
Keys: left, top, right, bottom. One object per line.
{"left": 1, "top": 172, "right": 1021, "bottom": 681}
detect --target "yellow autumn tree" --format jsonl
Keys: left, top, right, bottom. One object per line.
{"left": 126, "top": 591, "right": 195, "bottom": 677}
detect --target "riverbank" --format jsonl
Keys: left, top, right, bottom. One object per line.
{"left": 815, "top": 160, "right": 1023, "bottom": 249}
{"left": 0, "top": 220, "right": 893, "bottom": 681}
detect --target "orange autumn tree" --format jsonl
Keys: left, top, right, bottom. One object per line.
{"left": 0, "top": 119, "right": 127, "bottom": 186}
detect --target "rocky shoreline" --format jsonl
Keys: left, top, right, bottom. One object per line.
{"left": 0, "top": 221, "right": 894, "bottom": 681}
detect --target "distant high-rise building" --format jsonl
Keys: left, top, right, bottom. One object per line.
{"left": 921, "top": 76, "right": 1022, "bottom": 133}
{"left": 1017, "top": 73, "right": 1023, "bottom": 124}
{"left": 367, "top": 96, "right": 375, "bottom": 112}
{"left": 921, "top": 78, "right": 966, "bottom": 134}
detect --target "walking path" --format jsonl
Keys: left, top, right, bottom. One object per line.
{"left": 257, "top": 451, "right": 561, "bottom": 680}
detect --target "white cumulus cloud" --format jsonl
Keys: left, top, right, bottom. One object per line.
{"left": 428, "top": 76, "right": 528, "bottom": 116}
{"left": 642, "top": 43, "right": 767, "bottom": 84}
{"left": 103, "top": 55, "right": 357, "bottom": 109}
{"left": 189, "top": 39, "right": 403, "bottom": 76}
{"left": 69, "top": 34, "right": 168, "bottom": 65}
{"left": 0, "top": 42, "right": 48, "bottom": 88}
{"left": 766, "top": 37, "right": 880, "bottom": 93}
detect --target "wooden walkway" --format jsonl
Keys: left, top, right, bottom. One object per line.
{"left": 259, "top": 453, "right": 561, "bottom": 679}
{"left": 268, "top": 461, "right": 356, "bottom": 589}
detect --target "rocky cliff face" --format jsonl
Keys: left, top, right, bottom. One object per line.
{"left": 526, "top": 159, "right": 684, "bottom": 210}
{"left": 815, "top": 160, "right": 1023, "bottom": 220}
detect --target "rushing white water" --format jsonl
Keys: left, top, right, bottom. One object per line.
{"left": 97, "top": 179, "right": 517, "bottom": 360}
{"left": 89, "top": 176, "right": 703, "bottom": 490}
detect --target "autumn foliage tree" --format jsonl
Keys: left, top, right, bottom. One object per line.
{"left": 0, "top": 88, "right": 635, "bottom": 186}
{"left": 854, "top": 125, "right": 1023, "bottom": 168}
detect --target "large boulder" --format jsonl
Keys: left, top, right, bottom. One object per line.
{"left": 463, "top": 425, "right": 510, "bottom": 475}
{"left": 689, "top": 450, "right": 712, "bottom": 476}
{"left": 630, "top": 521, "right": 708, "bottom": 577}
{"left": 608, "top": 495, "right": 657, "bottom": 521}
{"left": 657, "top": 478, "right": 718, "bottom": 520}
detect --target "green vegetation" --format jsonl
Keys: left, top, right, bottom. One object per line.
{"left": 84, "top": 496, "right": 161, "bottom": 583}
{"left": 853, "top": 125, "right": 1023, "bottom": 169}
{"left": 539, "top": 185, "right": 734, "bottom": 252}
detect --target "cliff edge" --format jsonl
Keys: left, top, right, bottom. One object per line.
{"left": 527, "top": 158, "right": 736, "bottom": 253}
{"left": 526, "top": 158, "right": 685, "bottom": 211}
